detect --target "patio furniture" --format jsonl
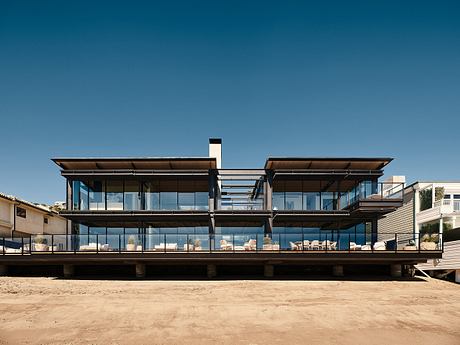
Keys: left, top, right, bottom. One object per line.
{"left": 349, "top": 242, "right": 362, "bottom": 250}
{"left": 303, "top": 240, "right": 310, "bottom": 250}
{"left": 154, "top": 243, "right": 178, "bottom": 251}
{"left": 219, "top": 240, "right": 233, "bottom": 251}
{"left": 310, "top": 240, "right": 320, "bottom": 250}
{"left": 361, "top": 244, "right": 372, "bottom": 251}
{"left": 420, "top": 242, "right": 437, "bottom": 250}
{"left": 321, "top": 240, "right": 332, "bottom": 250}
{"left": 373, "top": 241, "right": 386, "bottom": 251}
{"left": 244, "top": 239, "right": 257, "bottom": 251}
{"left": 79, "top": 243, "right": 110, "bottom": 251}
{"left": 183, "top": 243, "right": 194, "bottom": 251}
{"left": 330, "top": 241, "right": 337, "bottom": 250}
{"left": 289, "top": 241, "right": 300, "bottom": 251}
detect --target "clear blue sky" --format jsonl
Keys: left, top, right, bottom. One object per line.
{"left": 1, "top": 1, "right": 459, "bottom": 204}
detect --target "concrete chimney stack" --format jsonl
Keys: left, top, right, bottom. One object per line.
{"left": 209, "top": 138, "right": 222, "bottom": 169}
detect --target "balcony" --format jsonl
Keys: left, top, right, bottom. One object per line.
{"left": 433, "top": 199, "right": 460, "bottom": 213}
{"left": 0, "top": 232, "right": 442, "bottom": 255}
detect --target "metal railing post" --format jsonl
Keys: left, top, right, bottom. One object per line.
{"left": 51, "top": 235, "right": 54, "bottom": 254}
{"left": 418, "top": 233, "right": 421, "bottom": 253}
{"left": 164, "top": 234, "right": 166, "bottom": 253}
{"left": 21, "top": 237, "right": 24, "bottom": 255}
{"left": 119, "top": 234, "right": 121, "bottom": 253}
{"left": 96, "top": 234, "right": 99, "bottom": 254}
{"left": 395, "top": 233, "right": 398, "bottom": 253}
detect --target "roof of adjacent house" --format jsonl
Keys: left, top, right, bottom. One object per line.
{"left": 264, "top": 157, "right": 393, "bottom": 170}
{"left": 52, "top": 157, "right": 217, "bottom": 170}
{"left": 0, "top": 192, "right": 59, "bottom": 214}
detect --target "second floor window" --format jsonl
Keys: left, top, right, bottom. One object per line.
{"left": 16, "top": 207, "right": 27, "bottom": 218}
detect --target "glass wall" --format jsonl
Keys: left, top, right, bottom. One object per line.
{"left": 124, "top": 181, "right": 141, "bottom": 210}
{"left": 71, "top": 179, "right": 209, "bottom": 211}
{"left": 273, "top": 223, "right": 372, "bottom": 250}
{"left": 272, "top": 180, "right": 379, "bottom": 211}
{"left": 106, "top": 180, "right": 123, "bottom": 210}
{"left": 71, "top": 224, "right": 210, "bottom": 251}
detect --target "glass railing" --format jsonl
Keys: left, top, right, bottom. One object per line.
{"left": 0, "top": 232, "right": 442, "bottom": 254}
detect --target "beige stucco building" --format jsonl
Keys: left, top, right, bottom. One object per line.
{"left": 0, "top": 193, "right": 66, "bottom": 238}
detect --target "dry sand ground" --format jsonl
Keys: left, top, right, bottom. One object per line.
{"left": 0, "top": 276, "right": 459, "bottom": 345}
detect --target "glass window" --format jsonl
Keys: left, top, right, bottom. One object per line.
{"left": 143, "top": 181, "right": 159, "bottom": 210}
{"left": 303, "top": 192, "right": 320, "bottom": 210}
{"left": 16, "top": 207, "right": 27, "bottom": 218}
{"left": 72, "top": 181, "right": 80, "bottom": 210}
{"left": 107, "top": 227, "right": 124, "bottom": 250}
{"left": 89, "top": 181, "right": 105, "bottom": 210}
{"left": 178, "top": 192, "right": 195, "bottom": 210}
{"left": 285, "top": 192, "right": 302, "bottom": 210}
{"left": 160, "top": 192, "right": 177, "bottom": 210}
{"left": 124, "top": 181, "right": 140, "bottom": 210}
{"left": 106, "top": 180, "right": 123, "bottom": 210}
{"left": 79, "top": 181, "right": 89, "bottom": 210}
{"left": 272, "top": 192, "right": 285, "bottom": 210}
{"left": 321, "top": 192, "right": 335, "bottom": 211}
{"left": 195, "top": 192, "right": 209, "bottom": 210}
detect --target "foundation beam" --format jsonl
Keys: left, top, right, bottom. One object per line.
{"left": 333, "top": 265, "right": 344, "bottom": 277}
{"left": 207, "top": 264, "right": 217, "bottom": 279}
{"left": 390, "top": 264, "right": 402, "bottom": 278}
{"left": 136, "top": 263, "right": 146, "bottom": 278}
{"left": 63, "top": 264, "right": 74, "bottom": 278}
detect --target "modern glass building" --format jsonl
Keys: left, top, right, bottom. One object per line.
{"left": 0, "top": 139, "right": 442, "bottom": 278}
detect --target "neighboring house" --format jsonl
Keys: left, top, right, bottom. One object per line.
{"left": 379, "top": 181, "right": 460, "bottom": 283}
{"left": 0, "top": 193, "right": 67, "bottom": 238}
{"left": 379, "top": 181, "right": 460, "bottom": 238}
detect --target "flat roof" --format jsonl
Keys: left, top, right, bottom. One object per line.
{"left": 52, "top": 157, "right": 217, "bottom": 170}
{"left": 264, "top": 157, "right": 393, "bottom": 170}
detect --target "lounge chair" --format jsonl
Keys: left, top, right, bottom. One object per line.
{"left": 303, "top": 240, "right": 310, "bottom": 250}
{"left": 289, "top": 241, "right": 300, "bottom": 251}
{"left": 373, "top": 241, "right": 386, "bottom": 251}
{"left": 79, "top": 243, "right": 110, "bottom": 251}
{"left": 349, "top": 242, "right": 362, "bottom": 250}
{"left": 154, "top": 243, "right": 178, "bottom": 251}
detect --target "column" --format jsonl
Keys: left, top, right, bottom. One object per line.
{"left": 136, "top": 263, "right": 146, "bottom": 278}
{"left": 207, "top": 264, "right": 217, "bottom": 279}
{"left": 0, "top": 265, "right": 7, "bottom": 276}
{"left": 264, "top": 264, "right": 274, "bottom": 278}
{"left": 390, "top": 264, "right": 402, "bottom": 278}
{"left": 333, "top": 265, "right": 344, "bottom": 277}
{"left": 63, "top": 264, "right": 74, "bottom": 278}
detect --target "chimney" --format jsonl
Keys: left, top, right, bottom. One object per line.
{"left": 209, "top": 138, "right": 222, "bottom": 169}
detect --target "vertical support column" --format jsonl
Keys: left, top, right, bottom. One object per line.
{"left": 455, "top": 270, "right": 460, "bottom": 284}
{"left": 264, "top": 264, "right": 274, "bottom": 278}
{"left": 208, "top": 170, "right": 216, "bottom": 212}
{"left": 265, "top": 174, "right": 273, "bottom": 211}
{"left": 333, "top": 265, "right": 344, "bottom": 277}
{"left": 390, "top": 264, "right": 402, "bottom": 278}
{"left": 63, "top": 264, "right": 74, "bottom": 278}
{"left": 136, "top": 263, "right": 146, "bottom": 278}
{"left": 207, "top": 264, "right": 217, "bottom": 279}
{"left": 0, "top": 265, "right": 8, "bottom": 276}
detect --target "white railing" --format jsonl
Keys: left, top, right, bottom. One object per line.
{"left": 433, "top": 199, "right": 460, "bottom": 212}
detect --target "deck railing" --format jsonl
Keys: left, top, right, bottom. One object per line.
{"left": 0, "top": 232, "right": 443, "bottom": 255}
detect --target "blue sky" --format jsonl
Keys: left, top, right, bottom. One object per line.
{"left": 1, "top": 1, "right": 459, "bottom": 204}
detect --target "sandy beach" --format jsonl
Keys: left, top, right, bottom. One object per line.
{"left": 0, "top": 276, "right": 459, "bottom": 345}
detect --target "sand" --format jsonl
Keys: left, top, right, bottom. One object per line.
{"left": 0, "top": 276, "right": 459, "bottom": 345}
